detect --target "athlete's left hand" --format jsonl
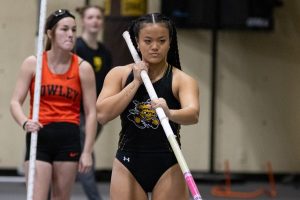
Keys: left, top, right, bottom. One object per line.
{"left": 151, "top": 98, "right": 171, "bottom": 118}
{"left": 78, "top": 152, "right": 92, "bottom": 173}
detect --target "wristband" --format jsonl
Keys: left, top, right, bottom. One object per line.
{"left": 22, "top": 120, "right": 28, "bottom": 130}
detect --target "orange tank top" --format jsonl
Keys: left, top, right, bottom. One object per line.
{"left": 29, "top": 52, "right": 82, "bottom": 125}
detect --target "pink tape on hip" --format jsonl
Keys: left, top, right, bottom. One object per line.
{"left": 184, "top": 172, "right": 202, "bottom": 200}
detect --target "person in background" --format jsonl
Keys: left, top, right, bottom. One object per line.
{"left": 10, "top": 9, "right": 97, "bottom": 200}
{"left": 75, "top": 5, "right": 112, "bottom": 200}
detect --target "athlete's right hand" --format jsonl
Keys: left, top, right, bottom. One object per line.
{"left": 23, "top": 119, "right": 43, "bottom": 132}
{"left": 132, "top": 61, "right": 148, "bottom": 84}
{"left": 78, "top": 152, "right": 92, "bottom": 173}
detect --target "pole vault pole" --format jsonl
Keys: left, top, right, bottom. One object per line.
{"left": 122, "top": 31, "right": 203, "bottom": 200}
{"left": 27, "top": 0, "right": 47, "bottom": 199}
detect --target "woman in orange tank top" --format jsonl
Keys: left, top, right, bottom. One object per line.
{"left": 10, "top": 9, "right": 97, "bottom": 200}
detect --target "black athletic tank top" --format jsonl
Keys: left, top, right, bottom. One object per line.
{"left": 119, "top": 64, "right": 181, "bottom": 152}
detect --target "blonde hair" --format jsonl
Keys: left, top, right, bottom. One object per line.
{"left": 76, "top": 5, "right": 104, "bottom": 19}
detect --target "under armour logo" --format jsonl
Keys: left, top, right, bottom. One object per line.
{"left": 123, "top": 156, "right": 130, "bottom": 162}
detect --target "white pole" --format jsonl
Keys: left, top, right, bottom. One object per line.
{"left": 27, "top": 0, "right": 47, "bottom": 199}
{"left": 122, "top": 31, "right": 202, "bottom": 200}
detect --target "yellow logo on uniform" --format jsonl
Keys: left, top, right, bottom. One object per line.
{"left": 127, "top": 99, "right": 160, "bottom": 129}
{"left": 93, "top": 56, "right": 103, "bottom": 72}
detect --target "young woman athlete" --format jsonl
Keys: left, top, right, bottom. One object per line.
{"left": 96, "top": 13, "right": 200, "bottom": 200}
{"left": 10, "top": 9, "right": 97, "bottom": 200}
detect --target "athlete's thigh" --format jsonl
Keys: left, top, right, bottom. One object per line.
{"left": 24, "top": 160, "right": 52, "bottom": 200}
{"left": 152, "top": 164, "right": 189, "bottom": 200}
{"left": 51, "top": 161, "right": 78, "bottom": 198}
{"left": 110, "top": 159, "right": 148, "bottom": 200}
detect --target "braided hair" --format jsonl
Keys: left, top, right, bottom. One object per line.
{"left": 128, "top": 13, "right": 182, "bottom": 70}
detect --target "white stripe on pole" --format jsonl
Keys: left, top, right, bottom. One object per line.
{"left": 122, "top": 31, "right": 202, "bottom": 200}
{"left": 27, "top": 0, "right": 47, "bottom": 200}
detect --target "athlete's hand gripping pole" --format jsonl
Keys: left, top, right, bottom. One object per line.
{"left": 122, "top": 31, "right": 202, "bottom": 200}
{"left": 27, "top": 0, "right": 47, "bottom": 200}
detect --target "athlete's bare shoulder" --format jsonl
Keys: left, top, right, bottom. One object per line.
{"left": 110, "top": 63, "right": 132, "bottom": 73}
{"left": 172, "top": 67, "right": 199, "bottom": 98}
{"left": 106, "top": 63, "right": 133, "bottom": 87}
{"left": 20, "top": 55, "right": 38, "bottom": 75}
{"left": 173, "top": 67, "right": 198, "bottom": 84}
{"left": 23, "top": 55, "right": 37, "bottom": 66}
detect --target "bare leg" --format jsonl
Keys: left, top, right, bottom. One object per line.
{"left": 24, "top": 160, "right": 52, "bottom": 200}
{"left": 110, "top": 159, "right": 148, "bottom": 200}
{"left": 51, "top": 161, "right": 78, "bottom": 200}
{"left": 152, "top": 164, "right": 189, "bottom": 200}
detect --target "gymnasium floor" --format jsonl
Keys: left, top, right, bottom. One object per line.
{"left": 0, "top": 179, "right": 299, "bottom": 200}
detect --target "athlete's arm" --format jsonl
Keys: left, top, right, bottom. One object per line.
{"left": 152, "top": 68, "right": 200, "bottom": 125}
{"left": 10, "top": 56, "right": 42, "bottom": 132}
{"left": 96, "top": 62, "right": 147, "bottom": 125}
{"left": 172, "top": 69, "right": 200, "bottom": 125}
{"left": 79, "top": 61, "right": 97, "bottom": 173}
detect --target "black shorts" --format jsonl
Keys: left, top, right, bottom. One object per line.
{"left": 25, "top": 122, "right": 81, "bottom": 164}
{"left": 116, "top": 150, "right": 178, "bottom": 193}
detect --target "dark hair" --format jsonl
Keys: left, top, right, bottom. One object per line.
{"left": 76, "top": 5, "right": 105, "bottom": 19}
{"left": 45, "top": 9, "right": 75, "bottom": 50}
{"left": 128, "top": 13, "right": 181, "bottom": 70}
